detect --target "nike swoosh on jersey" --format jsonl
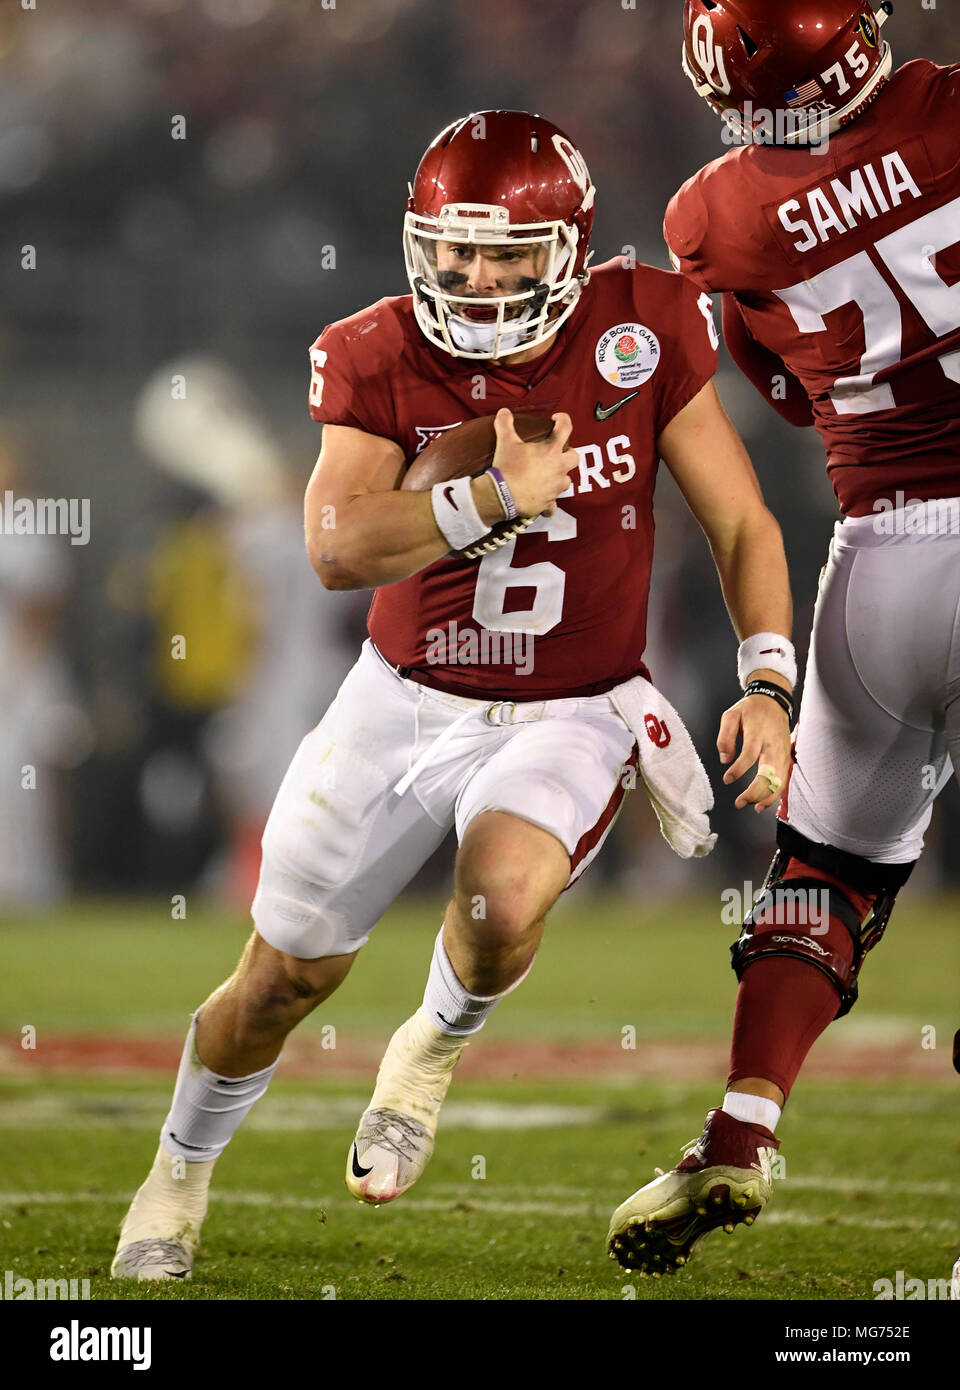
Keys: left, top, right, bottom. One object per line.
{"left": 594, "top": 389, "right": 643, "bottom": 422}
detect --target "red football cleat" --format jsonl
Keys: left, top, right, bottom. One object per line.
{"left": 607, "top": 1108, "right": 780, "bottom": 1275}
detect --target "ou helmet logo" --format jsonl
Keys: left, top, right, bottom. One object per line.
{"left": 644, "top": 713, "right": 671, "bottom": 748}
{"left": 691, "top": 13, "right": 732, "bottom": 95}
{"left": 552, "top": 133, "right": 593, "bottom": 200}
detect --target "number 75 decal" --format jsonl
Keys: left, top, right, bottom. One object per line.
{"left": 775, "top": 196, "right": 960, "bottom": 415}
{"left": 820, "top": 37, "right": 872, "bottom": 96}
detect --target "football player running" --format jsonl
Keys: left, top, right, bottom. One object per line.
{"left": 111, "top": 110, "right": 794, "bottom": 1281}
{"left": 609, "top": 1, "right": 960, "bottom": 1276}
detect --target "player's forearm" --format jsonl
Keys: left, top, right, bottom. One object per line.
{"left": 307, "top": 491, "right": 447, "bottom": 589}
{"left": 710, "top": 508, "right": 793, "bottom": 686}
{"left": 721, "top": 294, "right": 814, "bottom": 429}
{"left": 307, "top": 475, "right": 503, "bottom": 590}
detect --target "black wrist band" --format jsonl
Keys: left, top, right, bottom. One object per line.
{"left": 743, "top": 680, "right": 794, "bottom": 723}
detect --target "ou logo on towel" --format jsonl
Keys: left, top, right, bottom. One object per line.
{"left": 644, "top": 714, "right": 671, "bottom": 748}
{"left": 691, "top": 14, "right": 732, "bottom": 95}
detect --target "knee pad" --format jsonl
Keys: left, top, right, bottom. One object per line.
{"left": 252, "top": 862, "right": 351, "bottom": 960}
{"left": 730, "top": 821, "right": 916, "bottom": 1018}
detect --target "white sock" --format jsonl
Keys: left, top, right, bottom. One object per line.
{"left": 160, "top": 1014, "right": 278, "bottom": 1161}
{"left": 422, "top": 929, "right": 534, "bottom": 1037}
{"left": 722, "top": 1090, "right": 782, "bottom": 1133}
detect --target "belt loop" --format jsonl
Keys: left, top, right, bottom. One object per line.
{"left": 485, "top": 701, "right": 518, "bottom": 726}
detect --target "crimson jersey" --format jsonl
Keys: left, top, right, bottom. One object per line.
{"left": 309, "top": 258, "right": 718, "bottom": 699}
{"left": 665, "top": 59, "right": 960, "bottom": 517}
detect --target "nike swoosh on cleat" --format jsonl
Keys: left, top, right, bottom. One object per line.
{"left": 594, "top": 389, "right": 642, "bottom": 422}
{"left": 351, "top": 1144, "right": 374, "bottom": 1179}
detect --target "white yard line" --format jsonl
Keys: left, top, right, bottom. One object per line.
{"left": 2, "top": 1088, "right": 949, "bottom": 1131}
{"left": 0, "top": 1093, "right": 605, "bottom": 1131}
{"left": 0, "top": 1189, "right": 953, "bottom": 1232}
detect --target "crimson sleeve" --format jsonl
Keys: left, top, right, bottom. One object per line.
{"left": 308, "top": 327, "right": 368, "bottom": 432}
{"left": 651, "top": 274, "right": 719, "bottom": 434}
{"left": 663, "top": 181, "right": 714, "bottom": 295}
{"left": 722, "top": 294, "right": 814, "bottom": 429}
{"left": 307, "top": 322, "right": 397, "bottom": 439}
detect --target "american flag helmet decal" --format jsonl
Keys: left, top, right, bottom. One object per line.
{"left": 783, "top": 77, "right": 826, "bottom": 106}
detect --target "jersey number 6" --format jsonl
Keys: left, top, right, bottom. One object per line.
{"left": 472, "top": 507, "right": 577, "bottom": 636}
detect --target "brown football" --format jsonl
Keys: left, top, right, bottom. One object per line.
{"left": 401, "top": 413, "right": 554, "bottom": 559}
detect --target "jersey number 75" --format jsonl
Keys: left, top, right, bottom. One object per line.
{"left": 775, "top": 195, "right": 960, "bottom": 415}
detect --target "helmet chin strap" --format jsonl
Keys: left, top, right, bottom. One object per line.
{"left": 446, "top": 302, "right": 538, "bottom": 355}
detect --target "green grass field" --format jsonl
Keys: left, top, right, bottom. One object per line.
{"left": 1, "top": 895, "right": 958, "bottom": 1302}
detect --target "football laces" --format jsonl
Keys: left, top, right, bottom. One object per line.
{"left": 459, "top": 514, "right": 536, "bottom": 561}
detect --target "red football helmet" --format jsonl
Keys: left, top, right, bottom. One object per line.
{"left": 682, "top": 0, "right": 895, "bottom": 143}
{"left": 403, "top": 110, "right": 595, "bottom": 360}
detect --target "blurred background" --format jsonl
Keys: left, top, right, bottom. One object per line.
{"left": 1, "top": 0, "right": 958, "bottom": 914}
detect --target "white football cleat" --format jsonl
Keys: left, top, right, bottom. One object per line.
{"left": 347, "top": 1006, "right": 467, "bottom": 1205}
{"left": 111, "top": 1238, "right": 193, "bottom": 1282}
{"left": 111, "top": 1144, "right": 214, "bottom": 1281}
{"left": 951, "top": 1255, "right": 960, "bottom": 1301}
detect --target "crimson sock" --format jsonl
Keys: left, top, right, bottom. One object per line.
{"left": 727, "top": 859, "right": 875, "bottom": 1101}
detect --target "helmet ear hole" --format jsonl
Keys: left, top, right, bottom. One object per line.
{"left": 737, "top": 26, "right": 758, "bottom": 59}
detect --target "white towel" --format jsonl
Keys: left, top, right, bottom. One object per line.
{"left": 610, "top": 675, "right": 717, "bottom": 860}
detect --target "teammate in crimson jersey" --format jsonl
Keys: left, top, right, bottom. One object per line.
{"left": 667, "top": 46, "right": 960, "bottom": 516}
{"left": 111, "top": 110, "right": 795, "bottom": 1282}
{"left": 609, "top": 1, "right": 960, "bottom": 1278}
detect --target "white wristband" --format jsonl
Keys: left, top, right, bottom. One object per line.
{"left": 738, "top": 633, "right": 796, "bottom": 690}
{"left": 430, "top": 477, "right": 490, "bottom": 553}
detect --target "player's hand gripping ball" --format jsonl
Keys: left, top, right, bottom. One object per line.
{"left": 400, "top": 413, "right": 554, "bottom": 560}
